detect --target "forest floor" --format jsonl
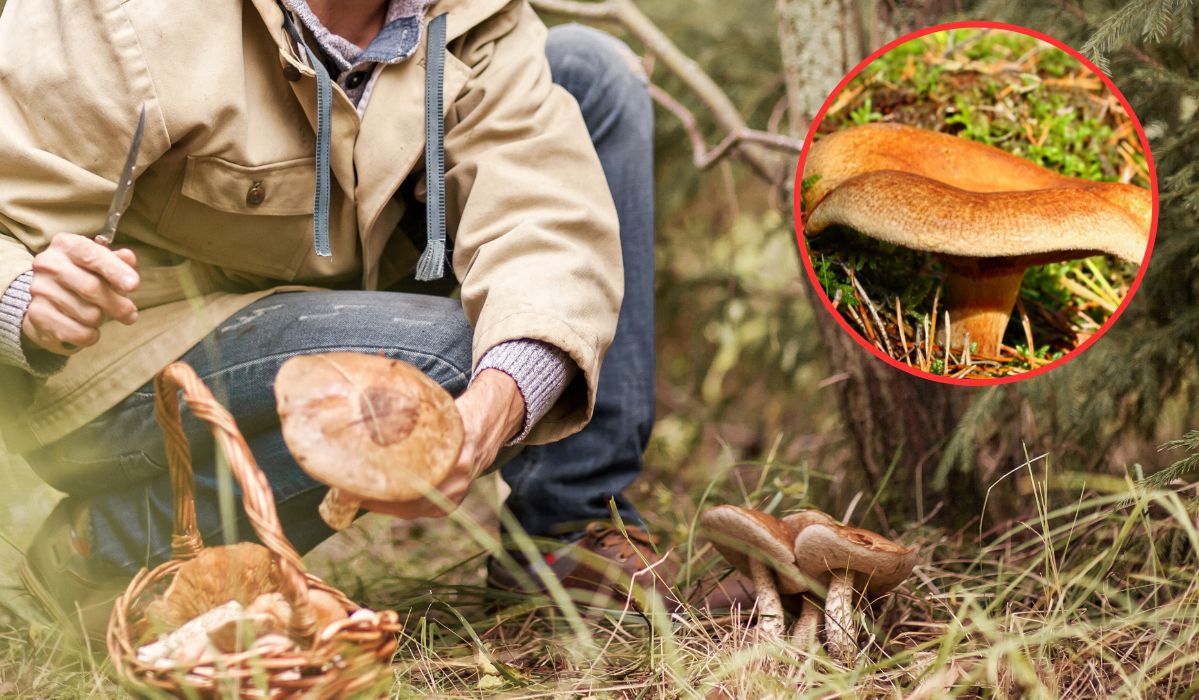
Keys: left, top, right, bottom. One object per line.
{"left": 3, "top": 452, "right": 1199, "bottom": 698}
{"left": 802, "top": 28, "right": 1150, "bottom": 380}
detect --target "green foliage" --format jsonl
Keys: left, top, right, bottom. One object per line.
{"left": 1080, "top": 0, "right": 1196, "bottom": 70}
{"left": 1138, "top": 430, "right": 1199, "bottom": 490}
{"left": 848, "top": 96, "right": 883, "bottom": 124}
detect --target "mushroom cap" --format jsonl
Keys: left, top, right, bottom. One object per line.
{"left": 781, "top": 509, "right": 838, "bottom": 533}
{"left": 803, "top": 123, "right": 1152, "bottom": 232}
{"left": 274, "top": 352, "right": 464, "bottom": 502}
{"left": 145, "top": 543, "right": 277, "bottom": 632}
{"left": 806, "top": 169, "right": 1149, "bottom": 266}
{"left": 700, "top": 505, "right": 809, "bottom": 594}
{"left": 307, "top": 589, "right": 350, "bottom": 632}
{"left": 792, "top": 522, "right": 917, "bottom": 596}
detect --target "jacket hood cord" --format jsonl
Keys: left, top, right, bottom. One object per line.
{"left": 280, "top": 7, "right": 334, "bottom": 258}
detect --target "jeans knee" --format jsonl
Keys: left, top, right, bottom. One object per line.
{"left": 546, "top": 24, "right": 649, "bottom": 114}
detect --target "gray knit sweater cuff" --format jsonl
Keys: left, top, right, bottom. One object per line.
{"left": 474, "top": 339, "right": 576, "bottom": 444}
{"left": 0, "top": 271, "right": 68, "bottom": 378}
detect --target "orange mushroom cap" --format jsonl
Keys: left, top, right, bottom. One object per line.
{"left": 803, "top": 123, "right": 1152, "bottom": 233}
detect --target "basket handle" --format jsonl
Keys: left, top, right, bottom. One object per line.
{"left": 153, "top": 362, "right": 317, "bottom": 640}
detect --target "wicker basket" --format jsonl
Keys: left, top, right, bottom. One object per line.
{"left": 107, "top": 362, "right": 402, "bottom": 698}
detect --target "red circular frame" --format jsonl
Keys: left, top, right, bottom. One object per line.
{"left": 792, "top": 20, "right": 1159, "bottom": 386}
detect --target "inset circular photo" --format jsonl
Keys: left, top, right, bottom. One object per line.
{"left": 795, "top": 22, "right": 1156, "bottom": 384}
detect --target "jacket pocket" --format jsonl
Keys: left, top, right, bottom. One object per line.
{"left": 158, "top": 156, "right": 317, "bottom": 280}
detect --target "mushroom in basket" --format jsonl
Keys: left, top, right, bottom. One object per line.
{"left": 136, "top": 543, "right": 348, "bottom": 666}
{"left": 273, "top": 352, "right": 465, "bottom": 529}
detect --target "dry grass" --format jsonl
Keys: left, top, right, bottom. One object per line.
{"left": 826, "top": 258, "right": 1132, "bottom": 379}
{"left": 3, "top": 456, "right": 1199, "bottom": 698}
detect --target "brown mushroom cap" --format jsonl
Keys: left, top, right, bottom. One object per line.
{"left": 792, "top": 523, "right": 917, "bottom": 596}
{"left": 803, "top": 123, "right": 1152, "bottom": 232}
{"left": 274, "top": 352, "right": 464, "bottom": 502}
{"left": 782, "top": 509, "right": 838, "bottom": 533}
{"left": 144, "top": 543, "right": 277, "bottom": 632}
{"left": 700, "top": 505, "right": 808, "bottom": 594}
{"left": 806, "top": 170, "right": 1149, "bottom": 266}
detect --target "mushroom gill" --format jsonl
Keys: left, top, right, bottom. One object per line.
{"left": 805, "top": 169, "right": 1149, "bottom": 355}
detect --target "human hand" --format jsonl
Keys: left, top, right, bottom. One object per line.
{"left": 358, "top": 369, "right": 525, "bottom": 518}
{"left": 21, "top": 233, "right": 140, "bottom": 355}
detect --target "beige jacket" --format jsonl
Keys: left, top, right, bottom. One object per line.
{"left": 0, "top": 0, "right": 622, "bottom": 453}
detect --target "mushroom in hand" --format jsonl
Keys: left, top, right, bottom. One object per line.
{"left": 791, "top": 519, "right": 917, "bottom": 665}
{"left": 274, "top": 352, "right": 465, "bottom": 529}
{"left": 802, "top": 123, "right": 1152, "bottom": 356}
{"left": 700, "top": 505, "right": 810, "bottom": 637}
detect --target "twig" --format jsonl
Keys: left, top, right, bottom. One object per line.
{"left": 847, "top": 269, "right": 895, "bottom": 359}
{"left": 649, "top": 85, "right": 803, "bottom": 170}
{"left": 943, "top": 311, "right": 950, "bottom": 375}
{"left": 1017, "top": 298, "right": 1035, "bottom": 359}
{"left": 531, "top": 0, "right": 789, "bottom": 179}
{"left": 529, "top": 0, "right": 617, "bottom": 18}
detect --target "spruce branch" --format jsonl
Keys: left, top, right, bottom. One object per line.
{"left": 1082, "top": 0, "right": 1195, "bottom": 69}
{"left": 1138, "top": 430, "right": 1199, "bottom": 491}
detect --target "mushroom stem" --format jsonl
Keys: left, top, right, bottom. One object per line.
{"left": 318, "top": 489, "right": 361, "bottom": 530}
{"left": 789, "top": 595, "right": 820, "bottom": 648}
{"left": 823, "top": 572, "right": 858, "bottom": 665}
{"left": 944, "top": 268, "right": 1025, "bottom": 356}
{"left": 748, "top": 558, "right": 785, "bottom": 638}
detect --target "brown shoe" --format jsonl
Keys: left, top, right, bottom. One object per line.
{"left": 485, "top": 522, "right": 757, "bottom": 614}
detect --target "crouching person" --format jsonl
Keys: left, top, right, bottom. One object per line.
{"left": 0, "top": 0, "right": 749, "bottom": 644}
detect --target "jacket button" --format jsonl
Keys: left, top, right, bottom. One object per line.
{"left": 345, "top": 71, "right": 367, "bottom": 89}
{"left": 282, "top": 64, "right": 302, "bottom": 82}
{"left": 246, "top": 181, "right": 267, "bottom": 207}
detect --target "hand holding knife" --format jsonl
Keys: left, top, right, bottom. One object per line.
{"left": 19, "top": 106, "right": 145, "bottom": 355}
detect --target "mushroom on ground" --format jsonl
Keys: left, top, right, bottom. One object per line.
{"left": 699, "top": 505, "right": 809, "bottom": 637}
{"left": 274, "top": 353, "right": 465, "bottom": 529}
{"left": 778, "top": 510, "right": 838, "bottom": 646}
{"left": 791, "top": 520, "right": 917, "bottom": 665}
{"left": 802, "top": 123, "right": 1152, "bottom": 356}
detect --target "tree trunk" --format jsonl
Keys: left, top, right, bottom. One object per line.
{"left": 775, "top": 0, "right": 862, "bottom": 133}
{"left": 776, "top": 0, "right": 984, "bottom": 524}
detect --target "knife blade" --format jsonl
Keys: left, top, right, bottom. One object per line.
{"left": 94, "top": 105, "right": 146, "bottom": 247}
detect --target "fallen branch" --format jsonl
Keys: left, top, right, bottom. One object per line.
{"left": 648, "top": 85, "right": 802, "bottom": 170}
{"left": 531, "top": 0, "right": 792, "bottom": 179}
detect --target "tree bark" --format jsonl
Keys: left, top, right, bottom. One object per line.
{"left": 776, "top": 0, "right": 983, "bottom": 523}
{"left": 775, "top": 0, "right": 862, "bottom": 134}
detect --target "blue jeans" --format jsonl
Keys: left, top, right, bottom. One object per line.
{"left": 25, "top": 24, "right": 655, "bottom": 576}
